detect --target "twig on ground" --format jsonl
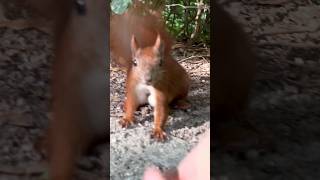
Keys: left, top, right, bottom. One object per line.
{"left": 178, "top": 55, "right": 210, "bottom": 63}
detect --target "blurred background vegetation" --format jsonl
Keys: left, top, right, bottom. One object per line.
{"left": 111, "top": 0, "right": 210, "bottom": 45}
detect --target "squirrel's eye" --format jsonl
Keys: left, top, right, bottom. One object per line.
{"left": 133, "top": 59, "right": 137, "bottom": 66}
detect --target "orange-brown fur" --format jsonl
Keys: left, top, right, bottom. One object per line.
{"left": 110, "top": 7, "right": 190, "bottom": 140}
{"left": 26, "top": 0, "right": 108, "bottom": 179}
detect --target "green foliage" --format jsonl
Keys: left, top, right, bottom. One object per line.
{"left": 110, "top": 0, "right": 132, "bottom": 14}
{"left": 110, "top": 0, "right": 210, "bottom": 44}
{"left": 163, "top": 0, "right": 210, "bottom": 44}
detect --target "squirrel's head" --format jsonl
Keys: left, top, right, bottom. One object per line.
{"left": 130, "top": 33, "right": 165, "bottom": 85}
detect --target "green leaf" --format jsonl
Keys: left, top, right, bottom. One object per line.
{"left": 111, "top": 0, "right": 132, "bottom": 14}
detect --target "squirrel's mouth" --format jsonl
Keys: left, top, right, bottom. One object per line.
{"left": 145, "top": 81, "right": 152, "bottom": 85}
{"left": 141, "top": 79, "right": 153, "bottom": 85}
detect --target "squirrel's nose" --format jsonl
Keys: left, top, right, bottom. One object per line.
{"left": 145, "top": 76, "right": 152, "bottom": 83}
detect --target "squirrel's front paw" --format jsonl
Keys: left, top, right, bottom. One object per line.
{"left": 119, "top": 118, "right": 134, "bottom": 128}
{"left": 151, "top": 128, "right": 167, "bottom": 141}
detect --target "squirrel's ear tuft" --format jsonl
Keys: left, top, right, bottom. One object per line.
{"left": 131, "top": 35, "right": 139, "bottom": 54}
{"left": 153, "top": 33, "right": 164, "bottom": 55}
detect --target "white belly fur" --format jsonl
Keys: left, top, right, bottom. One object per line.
{"left": 135, "top": 83, "right": 156, "bottom": 107}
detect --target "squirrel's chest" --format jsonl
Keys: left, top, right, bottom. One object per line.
{"left": 135, "top": 83, "right": 156, "bottom": 107}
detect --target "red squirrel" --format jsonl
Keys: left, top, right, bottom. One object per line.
{"left": 26, "top": 0, "right": 108, "bottom": 179}
{"left": 110, "top": 7, "right": 190, "bottom": 141}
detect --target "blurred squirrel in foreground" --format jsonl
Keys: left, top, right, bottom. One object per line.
{"left": 26, "top": 0, "right": 108, "bottom": 179}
